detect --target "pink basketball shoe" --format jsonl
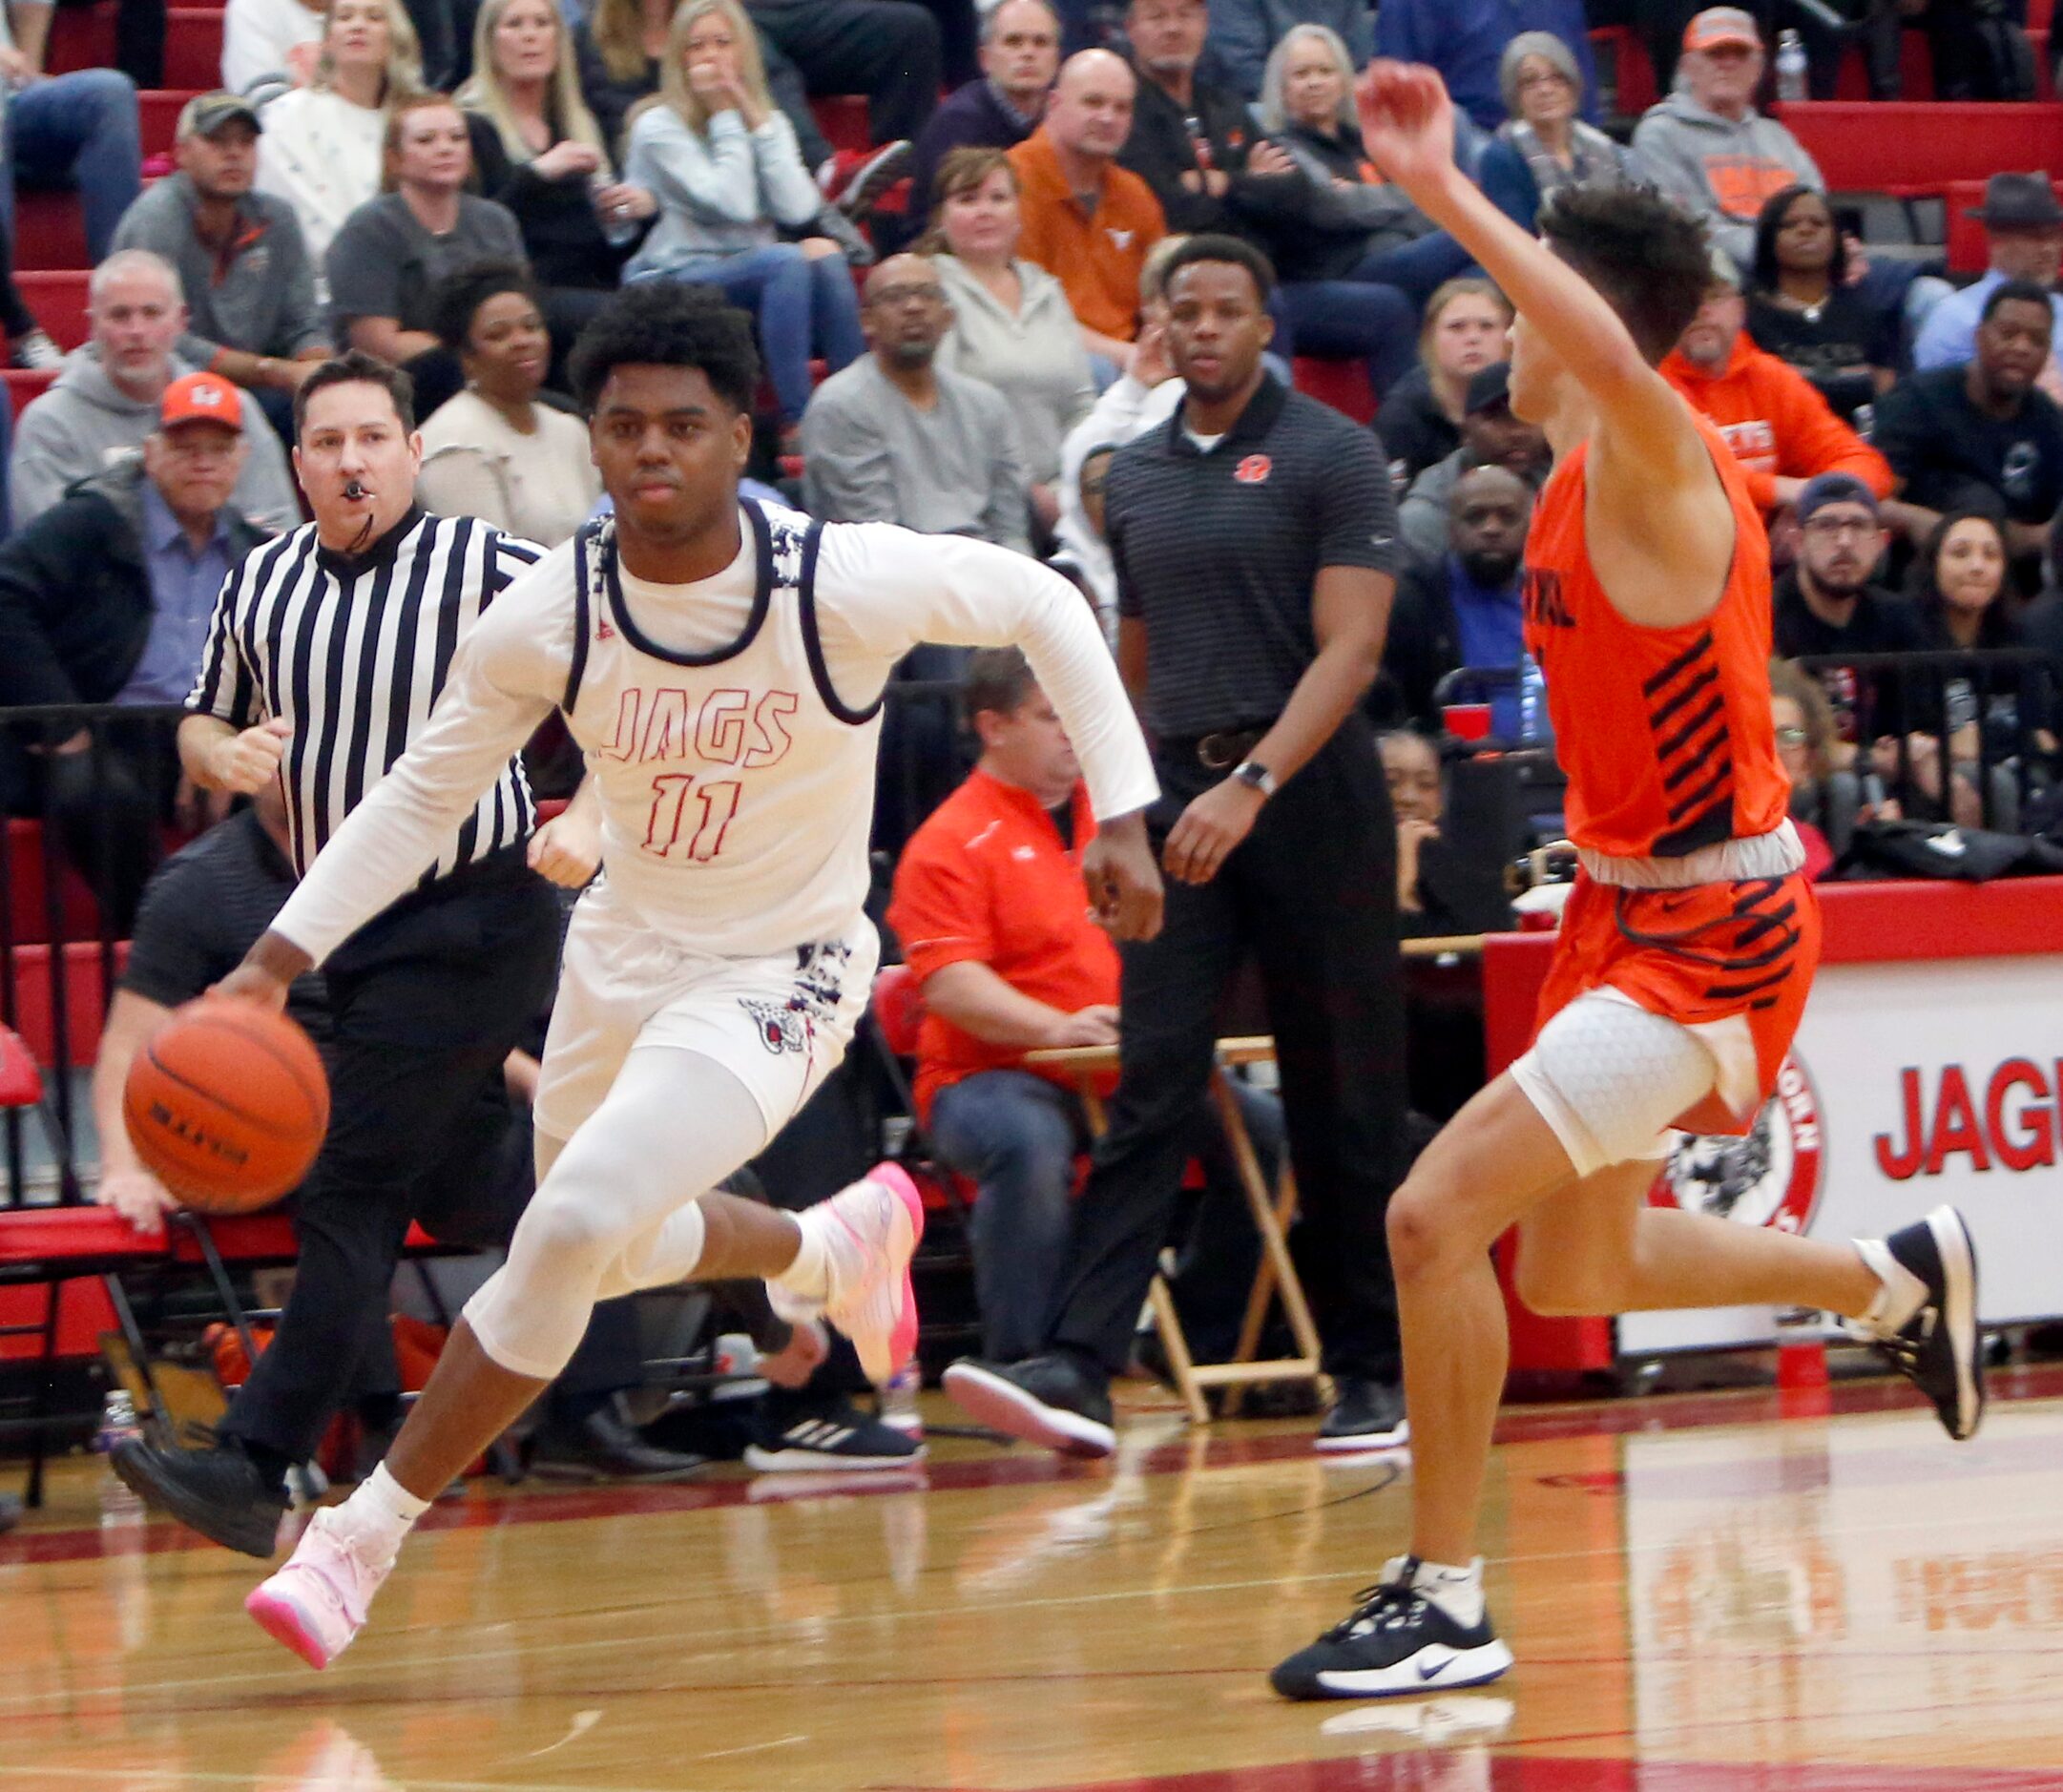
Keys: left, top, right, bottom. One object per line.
{"left": 246, "top": 1508, "right": 393, "bottom": 1669}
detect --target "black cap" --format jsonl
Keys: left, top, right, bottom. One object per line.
{"left": 1967, "top": 172, "right": 2063, "bottom": 231}
{"left": 1465, "top": 363, "right": 1511, "bottom": 414}
{"left": 1796, "top": 472, "right": 1879, "bottom": 523}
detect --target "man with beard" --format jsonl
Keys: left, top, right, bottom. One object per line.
{"left": 1398, "top": 363, "right": 1550, "bottom": 564}
{"left": 1377, "top": 464, "right": 1533, "bottom": 740}
{"left": 801, "top": 253, "right": 1031, "bottom": 552}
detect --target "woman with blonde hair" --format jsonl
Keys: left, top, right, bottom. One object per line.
{"left": 619, "top": 0, "right": 863, "bottom": 439}
{"left": 926, "top": 147, "right": 1093, "bottom": 531}
{"left": 255, "top": 0, "right": 421, "bottom": 271}
{"left": 458, "top": 0, "right": 644, "bottom": 349}
{"left": 1376, "top": 277, "right": 1512, "bottom": 485}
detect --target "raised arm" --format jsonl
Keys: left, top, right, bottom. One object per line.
{"left": 1357, "top": 62, "right": 1732, "bottom": 627}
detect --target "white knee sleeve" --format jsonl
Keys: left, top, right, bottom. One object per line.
{"left": 1511, "top": 990, "right": 1718, "bottom": 1179}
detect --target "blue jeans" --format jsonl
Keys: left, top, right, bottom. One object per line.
{"left": 929, "top": 1067, "right": 1282, "bottom": 1364}
{"left": 649, "top": 242, "right": 864, "bottom": 425}
{"left": 1277, "top": 279, "right": 1418, "bottom": 400}
{"left": 1346, "top": 234, "right": 1475, "bottom": 312}
{"left": 5, "top": 70, "right": 143, "bottom": 263}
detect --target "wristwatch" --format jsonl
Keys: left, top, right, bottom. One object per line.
{"left": 1231, "top": 758, "right": 1278, "bottom": 800}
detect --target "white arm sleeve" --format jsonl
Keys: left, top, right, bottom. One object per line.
{"left": 266, "top": 579, "right": 570, "bottom": 965}
{"left": 812, "top": 523, "right": 1159, "bottom": 823}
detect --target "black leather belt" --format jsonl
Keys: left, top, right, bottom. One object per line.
{"left": 1186, "top": 727, "right": 1266, "bottom": 771}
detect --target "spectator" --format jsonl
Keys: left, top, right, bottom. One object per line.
{"left": 111, "top": 94, "right": 331, "bottom": 445}
{"left": 0, "top": 0, "right": 143, "bottom": 262}
{"left": 1913, "top": 509, "right": 2023, "bottom": 655}
{"left": 11, "top": 250, "right": 300, "bottom": 532}
{"left": 1631, "top": 8, "right": 1820, "bottom": 278}
{"left": 0, "top": 372, "right": 266, "bottom": 930}
{"left": 887, "top": 648, "right": 1279, "bottom": 1365}
{"left": 1257, "top": 23, "right": 1467, "bottom": 314}
{"left": 1377, "top": 727, "right": 1505, "bottom": 938}
{"left": 802, "top": 253, "right": 1031, "bottom": 552}
{"left": 1117, "top": 0, "right": 1304, "bottom": 247}
{"left": 1379, "top": 463, "right": 1532, "bottom": 738}
{"left": 1774, "top": 472, "right": 1920, "bottom": 751}
{"left": 1478, "top": 31, "right": 1644, "bottom": 234}
{"left": 1010, "top": 50, "right": 1167, "bottom": 369}
{"left": 224, "top": 0, "right": 327, "bottom": 96}
{"left": 927, "top": 148, "right": 1094, "bottom": 536}
{"left": 256, "top": 0, "right": 423, "bottom": 275}
{"left": 457, "top": 0, "right": 645, "bottom": 352}
{"left": 906, "top": 0, "right": 1059, "bottom": 242}
{"left": 327, "top": 95, "right": 527, "bottom": 420}
{"left": 1200, "top": 0, "right": 1368, "bottom": 101}
{"left": 1913, "top": 174, "right": 2063, "bottom": 398}
{"left": 1052, "top": 232, "right": 1186, "bottom": 621}
{"left": 1746, "top": 185, "right": 1900, "bottom": 426}
{"left": 416, "top": 262, "right": 599, "bottom": 546}
{"left": 1661, "top": 255, "right": 1893, "bottom": 517}
{"left": 1375, "top": 0, "right": 1596, "bottom": 135}
{"left": 1768, "top": 659, "right": 1841, "bottom": 880}
{"left": 1874, "top": 281, "right": 2063, "bottom": 573}
{"left": 1375, "top": 276, "right": 1510, "bottom": 490}
{"left": 1398, "top": 363, "right": 1550, "bottom": 565}
{"left": 742, "top": 0, "right": 946, "bottom": 155}
{"left": 620, "top": 0, "right": 864, "bottom": 444}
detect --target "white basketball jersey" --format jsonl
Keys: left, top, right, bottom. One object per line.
{"left": 564, "top": 501, "right": 882, "bottom": 957}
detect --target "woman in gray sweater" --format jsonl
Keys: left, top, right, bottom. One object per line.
{"left": 617, "top": 0, "right": 862, "bottom": 436}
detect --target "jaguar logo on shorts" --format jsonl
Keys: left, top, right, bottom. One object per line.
{"left": 740, "top": 996, "right": 813, "bottom": 1056}
{"left": 1650, "top": 1052, "right": 1824, "bottom": 1237}
{"left": 1233, "top": 454, "right": 1271, "bottom": 485}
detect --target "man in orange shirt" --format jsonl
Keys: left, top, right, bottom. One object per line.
{"left": 888, "top": 649, "right": 1274, "bottom": 1363}
{"left": 1661, "top": 254, "right": 1894, "bottom": 518}
{"left": 1010, "top": 50, "right": 1168, "bottom": 372}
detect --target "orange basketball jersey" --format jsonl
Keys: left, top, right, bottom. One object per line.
{"left": 1522, "top": 413, "right": 1790, "bottom": 862}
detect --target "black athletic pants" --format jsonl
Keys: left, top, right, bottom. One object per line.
{"left": 219, "top": 850, "right": 563, "bottom": 1467}
{"left": 1048, "top": 715, "right": 1410, "bottom": 1386}
{"left": 747, "top": 0, "right": 946, "bottom": 149}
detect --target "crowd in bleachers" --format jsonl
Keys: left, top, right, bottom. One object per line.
{"left": 2, "top": 0, "right": 2063, "bottom": 1473}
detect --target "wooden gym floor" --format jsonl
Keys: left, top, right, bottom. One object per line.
{"left": 4, "top": 1366, "right": 2062, "bottom": 1791}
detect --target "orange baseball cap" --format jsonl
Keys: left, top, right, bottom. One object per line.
{"left": 159, "top": 370, "right": 243, "bottom": 431}
{"left": 1683, "top": 6, "right": 1761, "bottom": 51}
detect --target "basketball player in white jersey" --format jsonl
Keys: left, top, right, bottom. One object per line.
{"left": 216, "top": 284, "right": 1166, "bottom": 1670}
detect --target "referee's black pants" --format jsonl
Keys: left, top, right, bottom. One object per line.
{"left": 1048, "top": 715, "right": 1409, "bottom": 1386}
{"left": 219, "top": 851, "right": 563, "bottom": 1468}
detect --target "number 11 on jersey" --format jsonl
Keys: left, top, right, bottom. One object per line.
{"left": 643, "top": 774, "right": 742, "bottom": 861}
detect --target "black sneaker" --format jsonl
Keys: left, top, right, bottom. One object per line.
{"left": 111, "top": 1438, "right": 288, "bottom": 1557}
{"left": 0, "top": 1490, "right": 19, "bottom": 1534}
{"left": 1314, "top": 1375, "right": 1409, "bottom": 1453}
{"left": 942, "top": 1354, "right": 1115, "bottom": 1458}
{"left": 529, "top": 1408, "right": 710, "bottom": 1484}
{"left": 743, "top": 1397, "right": 927, "bottom": 1472}
{"left": 1866, "top": 1205, "right": 1984, "bottom": 1441}
{"left": 1271, "top": 1559, "right": 1514, "bottom": 1700}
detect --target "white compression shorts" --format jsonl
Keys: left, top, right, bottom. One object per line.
{"left": 1509, "top": 987, "right": 1720, "bottom": 1180}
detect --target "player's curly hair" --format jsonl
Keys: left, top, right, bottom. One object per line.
{"left": 568, "top": 281, "right": 761, "bottom": 417}
{"left": 429, "top": 259, "right": 540, "bottom": 355}
{"left": 1538, "top": 183, "right": 1713, "bottom": 366}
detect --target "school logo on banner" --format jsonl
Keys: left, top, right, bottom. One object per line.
{"left": 1650, "top": 1052, "right": 1824, "bottom": 1236}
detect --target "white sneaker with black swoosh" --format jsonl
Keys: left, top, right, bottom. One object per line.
{"left": 1270, "top": 1556, "right": 1512, "bottom": 1700}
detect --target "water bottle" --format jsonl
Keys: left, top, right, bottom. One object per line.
{"left": 1517, "top": 653, "right": 1548, "bottom": 746}
{"left": 881, "top": 1363, "right": 924, "bottom": 1437}
{"left": 94, "top": 1390, "right": 145, "bottom": 1526}
{"left": 1775, "top": 30, "right": 1808, "bottom": 102}
{"left": 590, "top": 170, "right": 637, "bottom": 249}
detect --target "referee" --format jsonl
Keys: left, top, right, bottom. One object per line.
{"left": 115, "top": 350, "right": 565, "bottom": 1554}
{"left": 946, "top": 235, "right": 1411, "bottom": 1452}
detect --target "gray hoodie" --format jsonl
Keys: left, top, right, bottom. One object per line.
{"left": 10, "top": 346, "right": 300, "bottom": 535}
{"left": 1630, "top": 93, "right": 1823, "bottom": 274}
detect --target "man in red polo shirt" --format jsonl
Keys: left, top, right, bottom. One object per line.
{"left": 889, "top": 648, "right": 1274, "bottom": 1364}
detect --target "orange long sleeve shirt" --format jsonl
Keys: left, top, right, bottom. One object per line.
{"left": 1661, "top": 333, "right": 1892, "bottom": 512}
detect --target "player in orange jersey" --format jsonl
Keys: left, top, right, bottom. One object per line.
{"left": 1270, "top": 63, "right": 1985, "bottom": 1701}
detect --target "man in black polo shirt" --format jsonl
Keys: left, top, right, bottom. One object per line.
{"left": 946, "top": 233, "right": 1410, "bottom": 1453}
{"left": 1773, "top": 472, "right": 1923, "bottom": 747}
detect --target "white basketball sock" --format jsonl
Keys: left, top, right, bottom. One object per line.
{"left": 1409, "top": 1556, "right": 1487, "bottom": 1630}
{"left": 332, "top": 1463, "right": 430, "bottom": 1566}
{"left": 770, "top": 1207, "right": 832, "bottom": 1308}
{"left": 1855, "top": 1238, "right": 1927, "bottom": 1335}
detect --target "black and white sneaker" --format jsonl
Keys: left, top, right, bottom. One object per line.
{"left": 942, "top": 1354, "right": 1115, "bottom": 1458}
{"left": 1314, "top": 1375, "right": 1409, "bottom": 1453}
{"left": 1864, "top": 1205, "right": 1984, "bottom": 1442}
{"left": 743, "top": 1397, "right": 927, "bottom": 1472}
{"left": 1271, "top": 1558, "right": 1513, "bottom": 1700}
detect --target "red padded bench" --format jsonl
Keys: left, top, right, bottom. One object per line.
{"left": 1774, "top": 100, "right": 2063, "bottom": 194}
{"left": 16, "top": 271, "right": 88, "bottom": 353}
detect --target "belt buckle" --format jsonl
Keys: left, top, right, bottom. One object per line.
{"left": 1197, "top": 731, "right": 1243, "bottom": 771}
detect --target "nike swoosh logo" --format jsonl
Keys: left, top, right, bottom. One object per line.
{"left": 1417, "top": 1658, "right": 1448, "bottom": 1681}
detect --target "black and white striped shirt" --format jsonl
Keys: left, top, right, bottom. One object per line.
{"left": 187, "top": 508, "right": 544, "bottom": 882}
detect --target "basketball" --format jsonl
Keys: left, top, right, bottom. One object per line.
{"left": 122, "top": 1000, "right": 330, "bottom": 1214}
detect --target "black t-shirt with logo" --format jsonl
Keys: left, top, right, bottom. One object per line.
{"left": 1747, "top": 289, "right": 1898, "bottom": 422}
{"left": 1872, "top": 366, "right": 2063, "bottom": 525}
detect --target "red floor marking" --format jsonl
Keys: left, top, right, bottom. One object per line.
{"left": 8, "top": 1363, "right": 2060, "bottom": 1569}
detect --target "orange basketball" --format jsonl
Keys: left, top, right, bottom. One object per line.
{"left": 123, "top": 1000, "right": 330, "bottom": 1214}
